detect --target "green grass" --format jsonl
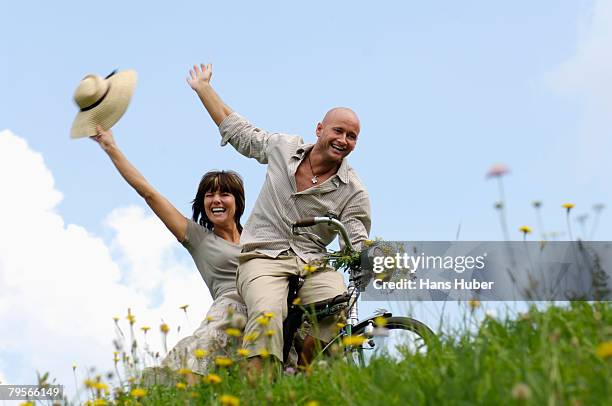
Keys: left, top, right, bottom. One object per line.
{"left": 97, "top": 301, "right": 612, "bottom": 405}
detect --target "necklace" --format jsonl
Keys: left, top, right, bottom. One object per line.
{"left": 307, "top": 153, "right": 318, "bottom": 184}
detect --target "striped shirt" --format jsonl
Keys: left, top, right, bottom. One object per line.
{"left": 219, "top": 112, "right": 371, "bottom": 262}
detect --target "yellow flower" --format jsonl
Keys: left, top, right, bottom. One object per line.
{"left": 363, "top": 239, "right": 374, "bottom": 248}
{"left": 225, "top": 328, "right": 242, "bottom": 337}
{"left": 141, "top": 326, "right": 150, "bottom": 333}
{"left": 112, "top": 316, "right": 119, "bottom": 323}
{"left": 468, "top": 299, "right": 481, "bottom": 309}
{"left": 305, "top": 401, "right": 320, "bottom": 406}
{"left": 93, "top": 399, "right": 108, "bottom": 406}
{"left": 180, "top": 304, "right": 189, "bottom": 311}
{"left": 206, "top": 316, "right": 215, "bottom": 322}
{"left": 243, "top": 332, "right": 260, "bottom": 342}
{"left": 176, "top": 382, "right": 187, "bottom": 390}
{"left": 72, "top": 363, "right": 77, "bottom": 370}
{"left": 84, "top": 379, "right": 97, "bottom": 388}
{"left": 265, "top": 329, "right": 276, "bottom": 337}
{"left": 215, "top": 356, "right": 233, "bottom": 367}
{"left": 220, "top": 394, "right": 240, "bottom": 406}
{"left": 303, "top": 264, "right": 318, "bottom": 273}
{"left": 237, "top": 348, "right": 250, "bottom": 357}
{"left": 194, "top": 348, "right": 208, "bottom": 359}
{"left": 19, "top": 402, "right": 35, "bottom": 406}
{"left": 519, "top": 226, "right": 532, "bottom": 234}
{"left": 374, "top": 316, "right": 387, "bottom": 327}
{"left": 292, "top": 297, "right": 302, "bottom": 305}
{"left": 256, "top": 316, "right": 269, "bottom": 326}
{"left": 130, "top": 388, "right": 147, "bottom": 398}
{"left": 264, "top": 312, "right": 275, "bottom": 319}
{"left": 92, "top": 382, "right": 108, "bottom": 391}
{"left": 562, "top": 203, "right": 575, "bottom": 210}
{"left": 204, "top": 373, "right": 222, "bottom": 384}
{"left": 126, "top": 309, "right": 135, "bottom": 325}
{"left": 342, "top": 335, "right": 366, "bottom": 346}
{"left": 259, "top": 348, "right": 270, "bottom": 358}
{"left": 596, "top": 341, "right": 612, "bottom": 359}
{"left": 160, "top": 323, "right": 170, "bottom": 334}
{"left": 336, "top": 322, "right": 346, "bottom": 329}
{"left": 178, "top": 368, "right": 191, "bottom": 376}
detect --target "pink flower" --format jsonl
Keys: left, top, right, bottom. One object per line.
{"left": 486, "top": 164, "right": 509, "bottom": 178}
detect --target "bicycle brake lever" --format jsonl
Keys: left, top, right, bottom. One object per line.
{"left": 292, "top": 229, "right": 328, "bottom": 249}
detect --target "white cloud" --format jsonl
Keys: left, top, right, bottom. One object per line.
{"left": 547, "top": 0, "right": 612, "bottom": 178}
{"left": 106, "top": 206, "right": 179, "bottom": 295}
{"left": 0, "top": 130, "right": 213, "bottom": 395}
{"left": 549, "top": 1, "right": 612, "bottom": 103}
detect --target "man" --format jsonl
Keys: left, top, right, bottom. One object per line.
{"left": 187, "top": 63, "right": 371, "bottom": 370}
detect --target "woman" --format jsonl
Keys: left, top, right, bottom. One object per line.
{"left": 92, "top": 125, "right": 247, "bottom": 376}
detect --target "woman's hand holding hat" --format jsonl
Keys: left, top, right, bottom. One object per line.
{"left": 90, "top": 125, "right": 117, "bottom": 153}
{"left": 71, "top": 69, "right": 137, "bottom": 139}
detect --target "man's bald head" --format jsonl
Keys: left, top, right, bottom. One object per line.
{"left": 322, "top": 107, "right": 360, "bottom": 131}
{"left": 314, "top": 107, "right": 361, "bottom": 164}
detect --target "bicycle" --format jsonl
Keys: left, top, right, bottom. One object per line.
{"left": 282, "top": 216, "right": 436, "bottom": 367}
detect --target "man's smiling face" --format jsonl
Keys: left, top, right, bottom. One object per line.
{"left": 315, "top": 108, "right": 360, "bottom": 164}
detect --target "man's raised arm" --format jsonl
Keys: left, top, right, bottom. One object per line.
{"left": 188, "top": 63, "right": 280, "bottom": 164}
{"left": 187, "top": 63, "right": 233, "bottom": 127}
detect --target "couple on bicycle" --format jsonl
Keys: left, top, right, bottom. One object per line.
{"left": 79, "top": 63, "right": 371, "bottom": 377}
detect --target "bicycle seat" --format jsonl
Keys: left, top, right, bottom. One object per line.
{"left": 305, "top": 292, "right": 351, "bottom": 319}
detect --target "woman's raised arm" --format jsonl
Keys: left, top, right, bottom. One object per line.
{"left": 91, "top": 125, "right": 188, "bottom": 241}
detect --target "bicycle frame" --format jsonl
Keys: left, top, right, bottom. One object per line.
{"left": 292, "top": 216, "right": 366, "bottom": 364}
{"left": 293, "top": 217, "right": 435, "bottom": 367}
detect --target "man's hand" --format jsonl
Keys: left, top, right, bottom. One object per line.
{"left": 187, "top": 63, "right": 213, "bottom": 93}
{"left": 186, "top": 62, "right": 232, "bottom": 126}
{"left": 90, "top": 125, "right": 117, "bottom": 153}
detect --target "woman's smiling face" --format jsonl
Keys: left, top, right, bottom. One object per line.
{"left": 203, "top": 190, "right": 237, "bottom": 228}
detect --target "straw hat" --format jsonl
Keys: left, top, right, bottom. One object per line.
{"left": 70, "top": 69, "right": 137, "bottom": 139}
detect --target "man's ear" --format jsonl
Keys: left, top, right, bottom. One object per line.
{"left": 315, "top": 122, "right": 323, "bottom": 137}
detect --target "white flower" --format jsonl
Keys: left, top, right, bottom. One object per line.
{"left": 372, "top": 327, "right": 389, "bottom": 337}
{"left": 231, "top": 314, "right": 247, "bottom": 329}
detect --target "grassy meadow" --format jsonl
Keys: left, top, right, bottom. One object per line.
{"left": 26, "top": 301, "right": 610, "bottom": 406}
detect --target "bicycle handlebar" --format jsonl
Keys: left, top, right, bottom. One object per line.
{"left": 292, "top": 216, "right": 354, "bottom": 252}
{"left": 293, "top": 217, "right": 316, "bottom": 227}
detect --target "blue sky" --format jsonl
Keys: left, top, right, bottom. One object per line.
{"left": 1, "top": 0, "right": 611, "bottom": 397}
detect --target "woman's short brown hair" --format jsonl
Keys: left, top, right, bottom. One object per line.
{"left": 192, "top": 170, "right": 245, "bottom": 233}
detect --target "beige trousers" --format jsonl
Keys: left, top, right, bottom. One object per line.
{"left": 236, "top": 252, "right": 346, "bottom": 361}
